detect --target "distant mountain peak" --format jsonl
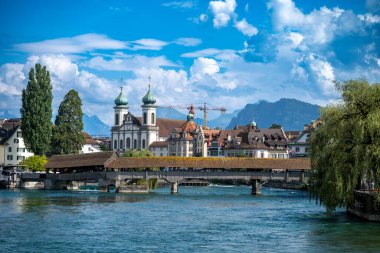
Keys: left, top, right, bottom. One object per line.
{"left": 227, "top": 98, "right": 320, "bottom": 130}
{"left": 82, "top": 113, "right": 110, "bottom": 136}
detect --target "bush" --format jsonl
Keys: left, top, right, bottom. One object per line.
{"left": 20, "top": 155, "right": 47, "bottom": 172}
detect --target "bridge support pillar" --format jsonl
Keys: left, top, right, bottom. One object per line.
{"left": 300, "top": 170, "right": 305, "bottom": 183}
{"left": 171, "top": 181, "right": 178, "bottom": 194}
{"left": 251, "top": 179, "right": 261, "bottom": 195}
{"left": 285, "top": 170, "right": 290, "bottom": 183}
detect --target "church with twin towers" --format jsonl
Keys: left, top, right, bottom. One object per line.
{"left": 111, "top": 80, "right": 186, "bottom": 153}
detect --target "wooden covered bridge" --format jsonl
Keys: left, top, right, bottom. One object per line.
{"left": 22, "top": 152, "right": 311, "bottom": 194}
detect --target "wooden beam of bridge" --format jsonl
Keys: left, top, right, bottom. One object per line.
{"left": 107, "top": 157, "right": 311, "bottom": 170}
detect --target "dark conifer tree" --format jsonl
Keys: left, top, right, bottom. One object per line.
{"left": 51, "top": 89, "right": 85, "bottom": 154}
{"left": 21, "top": 64, "right": 53, "bottom": 155}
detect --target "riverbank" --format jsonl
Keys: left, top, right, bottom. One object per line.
{"left": 347, "top": 190, "right": 380, "bottom": 221}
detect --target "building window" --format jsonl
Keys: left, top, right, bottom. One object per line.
{"left": 115, "top": 113, "right": 119, "bottom": 125}
{"left": 17, "top": 156, "right": 25, "bottom": 160}
{"left": 114, "top": 140, "right": 117, "bottom": 149}
{"left": 8, "top": 147, "right": 12, "bottom": 152}
{"left": 134, "top": 139, "right": 137, "bottom": 149}
{"left": 260, "top": 152, "right": 264, "bottom": 158}
{"left": 295, "top": 147, "right": 300, "bottom": 152}
{"left": 160, "top": 153, "right": 163, "bottom": 157}
{"left": 17, "top": 148, "right": 25, "bottom": 152}
{"left": 126, "top": 138, "right": 131, "bottom": 148}
{"left": 143, "top": 112, "right": 147, "bottom": 124}
{"left": 7, "top": 155, "right": 13, "bottom": 160}
{"left": 151, "top": 113, "right": 155, "bottom": 125}
{"left": 142, "top": 139, "right": 146, "bottom": 149}
{"left": 14, "top": 139, "right": 19, "bottom": 143}
{"left": 120, "top": 140, "right": 123, "bottom": 150}
{"left": 17, "top": 131, "right": 22, "bottom": 138}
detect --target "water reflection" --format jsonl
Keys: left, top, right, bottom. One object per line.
{"left": 1, "top": 187, "right": 380, "bottom": 252}
{"left": 8, "top": 190, "right": 148, "bottom": 213}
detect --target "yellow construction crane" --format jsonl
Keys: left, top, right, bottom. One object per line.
{"left": 157, "top": 103, "right": 226, "bottom": 129}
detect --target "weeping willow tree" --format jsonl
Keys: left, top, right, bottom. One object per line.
{"left": 310, "top": 80, "right": 380, "bottom": 213}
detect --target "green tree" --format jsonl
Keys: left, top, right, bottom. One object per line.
{"left": 269, "top": 123, "right": 282, "bottom": 129}
{"left": 123, "top": 149, "right": 159, "bottom": 172}
{"left": 21, "top": 64, "right": 53, "bottom": 155}
{"left": 51, "top": 89, "right": 85, "bottom": 154}
{"left": 310, "top": 80, "right": 380, "bottom": 213}
{"left": 99, "top": 143, "right": 109, "bottom": 151}
{"left": 123, "top": 149, "right": 153, "bottom": 157}
{"left": 20, "top": 155, "right": 48, "bottom": 172}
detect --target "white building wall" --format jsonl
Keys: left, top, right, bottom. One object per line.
{"left": 2, "top": 129, "right": 33, "bottom": 166}
{"left": 80, "top": 144, "right": 101, "bottom": 154}
{"left": 150, "top": 146, "right": 168, "bottom": 157}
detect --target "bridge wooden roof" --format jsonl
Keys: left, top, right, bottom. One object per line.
{"left": 45, "top": 151, "right": 118, "bottom": 169}
{"left": 107, "top": 157, "right": 311, "bottom": 170}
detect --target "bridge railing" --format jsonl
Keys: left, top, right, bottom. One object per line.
{"left": 21, "top": 173, "right": 44, "bottom": 180}
{"left": 46, "top": 172, "right": 105, "bottom": 181}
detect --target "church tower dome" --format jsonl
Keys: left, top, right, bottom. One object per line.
{"left": 142, "top": 85, "right": 156, "bottom": 105}
{"left": 114, "top": 87, "right": 128, "bottom": 106}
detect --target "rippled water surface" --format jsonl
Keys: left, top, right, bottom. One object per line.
{"left": 1, "top": 186, "right": 380, "bottom": 253}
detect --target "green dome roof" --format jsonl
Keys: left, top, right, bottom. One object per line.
{"left": 249, "top": 119, "right": 256, "bottom": 127}
{"left": 114, "top": 87, "right": 128, "bottom": 106}
{"left": 142, "top": 85, "right": 156, "bottom": 105}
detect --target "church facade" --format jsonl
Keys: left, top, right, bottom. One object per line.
{"left": 111, "top": 86, "right": 184, "bottom": 153}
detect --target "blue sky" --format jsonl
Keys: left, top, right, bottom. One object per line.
{"left": 0, "top": 0, "right": 379, "bottom": 124}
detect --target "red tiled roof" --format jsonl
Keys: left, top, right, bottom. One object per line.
{"left": 156, "top": 118, "right": 186, "bottom": 137}
{"left": 83, "top": 132, "right": 92, "bottom": 139}
{"left": 149, "top": 141, "right": 169, "bottom": 147}
{"left": 179, "top": 120, "right": 197, "bottom": 133}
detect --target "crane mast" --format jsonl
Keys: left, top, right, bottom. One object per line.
{"left": 158, "top": 102, "right": 226, "bottom": 129}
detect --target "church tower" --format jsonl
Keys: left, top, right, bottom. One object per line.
{"left": 141, "top": 81, "right": 157, "bottom": 126}
{"left": 141, "top": 79, "right": 159, "bottom": 149}
{"left": 113, "top": 87, "right": 128, "bottom": 127}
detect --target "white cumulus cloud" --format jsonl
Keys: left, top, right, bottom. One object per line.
{"left": 234, "top": 19, "right": 258, "bottom": 37}
{"left": 190, "top": 57, "right": 220, "bottom": 81}
{"left": 209, "top": 0, "right": 237, "bottom": 28}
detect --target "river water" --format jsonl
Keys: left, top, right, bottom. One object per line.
{"left": 1, "top": 186, "right": 380, "bottom": 253}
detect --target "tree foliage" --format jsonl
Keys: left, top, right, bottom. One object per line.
{"left": 51, "top": 89, "right": 85, "bottom": 154}
{"left": 123, "top": 149, "right": 153, "bottom": 157}
{"left": 21, "top": 64, "right": 53, "bottom": 155}
{"left": 310, "top": 80, "right": 380, "bottom": 213}
{"left": 20, "top": 155, "right": 48, "bottom": 172}
{"left": 99, "top": 143, "right": 109, "bottom": 151}
{"left": 269, "top": 123, "right": 282, "bottom": 129}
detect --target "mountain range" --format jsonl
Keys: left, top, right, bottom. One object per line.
{"left": 227, "top": 98, "right": 320, "bottom": 130}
